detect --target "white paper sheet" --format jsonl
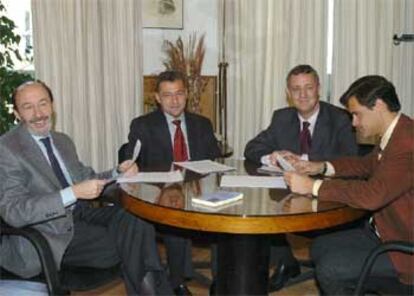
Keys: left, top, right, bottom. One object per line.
{"left": 117, "top": 170, "right": 183, "bottom": 183}
{"left": 132, "top": 139, "right": 141, "bottom": 162}
{"left": 174, "top": 160, "right": 235, "bottom": 174}
{"left": 220, "top": 175, "right": 287, "bottom": 189}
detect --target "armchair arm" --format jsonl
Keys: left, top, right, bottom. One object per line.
{"left": 354, "top": 241, "right": 414, "bottom": 296}
{"left": 0, "top": 219, "right": 68, "bottom": 295}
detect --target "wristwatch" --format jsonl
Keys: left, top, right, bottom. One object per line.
{"left": 321, "top": 162, "right": 327, "bottom": 175}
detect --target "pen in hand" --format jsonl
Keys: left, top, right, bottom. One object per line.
{"left": 108, "top": 139, "right": 142, "bottom": 183}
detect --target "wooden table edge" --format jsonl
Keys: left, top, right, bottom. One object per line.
{"left": 121, "top": 191, "right": 366, "bottom": 234}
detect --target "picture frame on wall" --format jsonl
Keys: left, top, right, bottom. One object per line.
{"left": 142, "top": 0, "right": 183, "bottom": 29}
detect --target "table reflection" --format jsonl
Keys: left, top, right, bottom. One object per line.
{"left": 120, "top": 159, "right": 367, "bottom": 296}
{"left": 156, "top": 184, "right": 185, "bottom": 209}
{"left": 120, "top": 159, "right": 347, "bottom": 217}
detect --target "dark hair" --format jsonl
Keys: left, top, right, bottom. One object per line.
{"left": 12, "top": 80, "right": 54, "bottom": 110}
{"left": 339, "top": 75, "right": 401, "bottom": 112}
{"left": 286, "top": 64, "right": 320, "bottom": 85}
{"left": 155, "top": 70, "right": 187, "bottom": 92}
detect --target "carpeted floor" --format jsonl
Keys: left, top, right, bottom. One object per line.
{"left": 73, "top": 234, "right": 319, "bottom": 296}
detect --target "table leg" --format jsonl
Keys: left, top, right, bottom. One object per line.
{"left": 216, "top": 234, "right": 270, "bottom": 295}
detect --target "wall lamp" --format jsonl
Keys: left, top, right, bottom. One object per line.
{"left": 393, "top": 34, "right": 414, "bottom": 45}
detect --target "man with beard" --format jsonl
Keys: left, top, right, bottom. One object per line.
{"left": 0, "top": 80, "right": 172, "bottom": 295}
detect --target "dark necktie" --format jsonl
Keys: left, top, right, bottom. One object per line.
{"left": 300, "top": 121, "right": 312, "bottom": 155}
{"left": 173, "top": 120, "right": 188, "bottom": 161}
{"left": 40, "top": 137, "right": 70, "bottom": 188}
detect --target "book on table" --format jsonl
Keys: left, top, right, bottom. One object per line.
{"left": 192, "top": 191, "right": 243, "bottom": 207}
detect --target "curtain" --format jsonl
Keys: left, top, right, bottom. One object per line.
{"left": 331, "top": 0, "right": 414, "bottom": 117}
{"left": 31, "top": 0, "right": 143, "bottom": 171}
{"left": 221, "top": 0, "right": 328, "bottom": 158}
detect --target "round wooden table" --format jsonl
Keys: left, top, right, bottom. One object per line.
{"left": 120, "top": 160, "right": 365, "bottom": 295}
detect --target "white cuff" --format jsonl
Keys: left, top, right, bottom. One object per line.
{"left": 60, "top": 187, "right": 77, "bottom": 207}
{"left": 312, "top": 179, "right": 323, "bottom": 197}
{"left": 325, "top": 162, "right": 335, "bottom": 176}
{"left": 261, "top": 154, "right": 272, "bottom": 166}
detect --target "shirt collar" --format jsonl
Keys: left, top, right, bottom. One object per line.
{"left": 298, "top": 104, "right": 320, "bottom": 131}
{"left": 380, "top": 113, "right": 401, "bottom": 151}
{"left": 31, "top": 133, "right": 52, "bottom": 143}
{"left": 164, "top": 112, "right": 185, "bottom": 124}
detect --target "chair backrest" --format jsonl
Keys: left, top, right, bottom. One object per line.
{"left": 354, "top": 241, "right": 414, "bottom": 296}
{"left": 0, "top": 219, "right": 68, "bottom": 295}
{"left": 0, "top": 219, "right": 120, "bottom": 295}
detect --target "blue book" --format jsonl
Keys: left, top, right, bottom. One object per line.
{"left": 192, "top": 191, "right": 243, "bottom": 207}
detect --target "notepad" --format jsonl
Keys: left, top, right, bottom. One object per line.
{"left": 192, "top": 191, "right": 243, "bottom": 207}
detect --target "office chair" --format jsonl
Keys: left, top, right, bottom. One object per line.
{"left": 354, "top": 241, "right": 414, "bottom": 296}
{"left": 0, "top": 219, "right": 120, "bottom": 295}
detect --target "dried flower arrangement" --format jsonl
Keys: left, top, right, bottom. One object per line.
{"left": 162, "top": 33, "right": 207, "bottom": 114}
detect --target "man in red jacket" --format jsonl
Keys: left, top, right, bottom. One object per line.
{"left": 284, "top": 75, "right": 413, "bottom": 295}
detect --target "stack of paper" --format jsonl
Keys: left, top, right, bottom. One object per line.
{"left": 174, "top": 160, "right": 235, "bottom": 174}
{"left": 220, "top": 175, "right": 287, "bottom": 189}
{"left": 117, "top": 170, "right": 183, "bottom": 183}
{"left": 192, "top": 191, "right": 243, "bottom": 207}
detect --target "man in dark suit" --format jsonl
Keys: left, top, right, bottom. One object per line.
{"left": 285, "top": 75, "right": 413, "bottom": 295}
{"left": 0, "top": 81, "right": 172, "bottom": 295}
{"left": 126, "top": 70, "right": 220, "bottom": 295}
{"left": 244, "top": 64, "right": 358, "bottom": 291}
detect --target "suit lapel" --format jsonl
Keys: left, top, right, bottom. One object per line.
{"left": 185, "top": 113, "right": 196, "bottom": 159}
{"left": 287, "top": 113, "right": 301, "bottom": 153}
{"left": 52, "top": 132, "right": 77, "bottom": 182}
{"left": 16, "top": 125, "right": 62, "bottom": 188}
{"left": 155, "top": 110, "right": 174, "bottom": 159}
{"left": 311, "top": 103, "right": 330, "bottom": 155}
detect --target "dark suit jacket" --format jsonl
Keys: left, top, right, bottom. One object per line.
{"left": 319, "top": 114, "right": 414, "bottom": 284}
{"left": 0, "top": 124, "right": 111, "bottom": 278}
{"left": 244, "top": 101, "right": 358, "bottom": 162}
{"left": 126, "top": 109, "right": 220, "bottom": 170}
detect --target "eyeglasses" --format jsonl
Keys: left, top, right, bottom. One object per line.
{"left": 160, "top": 91, "right": 186, "bottom": 100}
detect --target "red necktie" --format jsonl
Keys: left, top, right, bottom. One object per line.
{"left": 173, "top": 120, "right": 188, "bottom": 161}
{"left": 300, "top": 121, "right": 312, "bottom": 154}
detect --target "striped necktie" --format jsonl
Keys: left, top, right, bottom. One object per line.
{"left": 300, "top": 121, "right": 312, "bottom": 155}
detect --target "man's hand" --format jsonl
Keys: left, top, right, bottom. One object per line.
{"left": 269, "top": 150, "right": 300, "bottom": 167}
{"left": 117, "top": 160, "right": 138, "bottom": 177}
{"left": 292, "top": 160, "right": 325, "bottom": 176}
{"left": 72, "top": 179, "right": 109, "bottom": 199}
{"left": 284, "top": 172, "right": 314, "bottom": 195}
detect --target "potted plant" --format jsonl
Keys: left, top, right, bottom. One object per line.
{"left": 162, "top": 33, "right": 207, "bottom": 114}
{"left": 0, "top": 0, "right": 33, "bottom": 135}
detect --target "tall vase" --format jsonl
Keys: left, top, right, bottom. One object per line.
{"left": 187, "top": 76, "right": 206, "bottom": 114}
